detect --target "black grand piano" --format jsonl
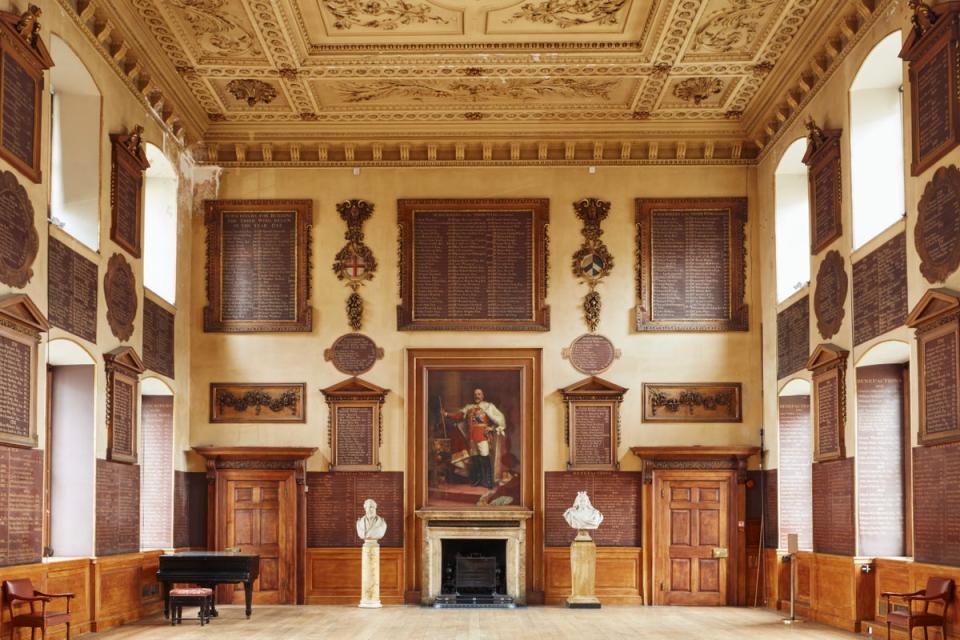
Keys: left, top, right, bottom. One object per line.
{"left": 157, "top": 551, "right": 260, "bottom": 619}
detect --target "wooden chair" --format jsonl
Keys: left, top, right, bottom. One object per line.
{"left": 3, "top": 578, "right": 74, "bottom": 640}
{"left": 883, "top": 577, "right": 954, "bottom": 640}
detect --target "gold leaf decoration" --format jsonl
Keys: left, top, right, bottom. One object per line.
{"left": 506, "top": 0, "right": 628, "bottom": 28}
{"left": 673, "top": 77, "right": 724, "bottom": 105}
{"left": 169, "top": 0, "right": 259, "bottom": 56}
{"left": 691, "top": 0, "right": 777, "bottom": 54}
{"left": 335, "top": 78, "right": 619, "bottom": 103}
{"left": 322, "top": 0, "right": 451, "bottom": 30}
{"left": 226, "top": 79, "right": 278, "bottom": 107}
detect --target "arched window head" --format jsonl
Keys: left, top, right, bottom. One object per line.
{"left": 143, "top": 144, "right": 178, "bottom": 304}
{"left": 850, "top": 31, "right": 905, "bottom": 250}
{"left": 775, "top": 138, "right": 811, "bottom": 303}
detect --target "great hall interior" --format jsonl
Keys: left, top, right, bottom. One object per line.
{"left": 0, "top": 0, "right": 959, "bottom": 638}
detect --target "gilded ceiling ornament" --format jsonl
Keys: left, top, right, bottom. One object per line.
{"left": 571, "top": 198, "right": 613, "bottom": 332}
{"left": 505, "top": 0, "right": 628, "bottom": 28}
{"left": 464, "top": 112, "right": 483, "bottom": 120}
{"left": 226, "top": 79, "right": 278, "bottom": 107}
{"left": 335, "top": 78, "right": 618, "bottom": 103}
{"left": 322, "top": 0, "right": 451, "bottom": 30}
{"left": 14, "top": 5, "right": 42, "bottom": 48}
{"left": 909, "top": 0, "right": 939, "bottom": 38}
{"left": 690, "top": 0, "right": 776, "bottom": 54}
{"left": 673, "top": 77, "right": 724, "bottom": 105}
{"left": 333, "top": 200, "right": 377, "bottom": 331}
{"left": 168, "top": 0, "right": 258, "bottom": 56}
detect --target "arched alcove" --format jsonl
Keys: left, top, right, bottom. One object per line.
{"left": 775, "top": 138, "right": 811, "bottom": 303}
{"left": 140, "top": 375, "right": 174, "bottom": 549}
{"left": 777, "top": 377, "right": 812, "bottom": 550}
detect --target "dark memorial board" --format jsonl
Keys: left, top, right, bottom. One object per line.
{"left": 562, "top": 334, "right": 619, "bottom": 375}
{"left": 112, "top": 377, "right": 134, "bottom": 457}
{"left": 814, "top": 250, "right": 847, "bottom": 340}
{"left": 210, "top": 383, "right": 306, "bottom": 423}
{"left": 141, "top": 396, "right": 173, "bottom": 549}
{"left": 763, "top": 469, "right": 778, "bottom": 549}
{"left": 143, "top": 297, "right": 174, "bottom": 379}
{"left": 913, "top": 442, "right": 960, "bottom": 566}
{"left": 109, "top": 130, "right": 149, "bottom": 258}
{"left": 778, "top": 395, "right": 812, "bottom": 549}
{"left": 0, "top": 446, "right": 42, "bottom": 566}
{"left": 777, "top": 296, "right": 809, "bottom": 380}
{"left": 815, "top": 373, "right": 839, "bottom": 458}
{"left": 804, "top": 129, "right": 843, "bottom": 254}
{"left": 323, "top": 377, "right": 387, "bottom": 472}
{"left": 96, "top": 459, "right": 140, "bottom": 556}
{"left": 173, "top": 471, "right": 208, "bottom": 549}
{"left": 853, "top": 233, "right": 907, "bottom": 345}
{"left": 0, "top": 332, "right": 31, "bottom": 445}
{"left": 811, "top": 457, "right": 855, "bottom": 556}
{"left": 105, "top": 347, "right": 143, "bottom": 464}
{"left": 0, "top": 12, "right": 52, "bottom": 183}
{"left": 916, "top": 165, "right": 960, "bottom": 283}
{"left": 856, "top": 365, "right": 905, "bottom": 557}
{"left": 204, "top": 200, "right": 313, "bottom": 333}
{"left": 636, "top": 198, "right": 748, "bottom": 332}
{"left": 571, "top": 404, "right": 612, "bottom": 467}
{"left": 544, "top": 471, "right": 641, "bottom": 547}
{"left": 642, "top": 383, "right": 742, "bottom": 422}
{"left": 335, "top": 406, "right": 374, "bottom": 467}
{"left": 397, "top": 199, "right": 549, "bottom": 331}
{"left": 104, "top": 253, "right": 137, "bottom": 342}
{"left": 0, "top": 169, "right": 37, "bottom": 289}
{"left": 324, "top": 333, "right": 383, "bottom": 376}
{"left": 919, "top": 318, "right": 960, "bottom": 445}
{"left": 48, "top": 237, "right": 98, "bottom": 343}
{"left": 901, "top": 7, "right": 960, "bottom": 176}
{"left": 306, "top": 471, "right": 402, "bottom": 547}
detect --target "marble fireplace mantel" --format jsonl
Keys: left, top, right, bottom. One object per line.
{"left": 415, "top": 509, "right": 533, "bottom": 605}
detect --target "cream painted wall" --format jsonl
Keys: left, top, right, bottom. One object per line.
{"left": 190, "top": 165, "right": 764, "bottom": 473}
{"left": 0, "top": 0, "right": 194, "bottom": 475}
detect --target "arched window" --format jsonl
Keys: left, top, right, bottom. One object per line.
{"left": 850, "top": 32, "right": 905, "bottom": 250}
{"left": 143, "top": 145, "right": 178, "bottom": 304}
{"left": 775, "top": 139, "right": 811, "bottom": 303}
{"left": 778, "top": 378, "right": 812, "bottom": 550}
{"left": 140, "top": 377, "right": 174, "bottom": 550}
{"left": 49, "top": 36, "right": 101, "bottom": 252}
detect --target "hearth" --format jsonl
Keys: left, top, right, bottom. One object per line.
{"left": 433, "top": 539, "right": 514, "bottom": 607}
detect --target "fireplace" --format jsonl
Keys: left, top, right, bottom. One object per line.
{"left": 437, "top": 538, "right": 509, "bottom": 605}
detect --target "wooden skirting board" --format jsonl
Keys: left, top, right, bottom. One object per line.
{"left": 544, "top": 547, "right": 643, "bottom": 605}
{"left": 0, "top": 551, "right": 163, "bottom": 639}
{"left": 304, "top": 547, "right": 405, "bottom": 605}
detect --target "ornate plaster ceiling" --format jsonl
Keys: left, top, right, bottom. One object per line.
{"left": 70, "top": 0, "right": 892, "bottom": 163}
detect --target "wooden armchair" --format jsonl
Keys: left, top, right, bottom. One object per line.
{"left": 883, "top": 577, "right": 954, "bottom": 640}
{"left": 2, "top": 579, "right": 74, "bottom": 640}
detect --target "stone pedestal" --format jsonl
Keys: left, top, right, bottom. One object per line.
{"left": 360, "top": 540, "right": 382, "bottom": 608}
{"left": 566, "top": 532, "right": 601, "bottom": 609}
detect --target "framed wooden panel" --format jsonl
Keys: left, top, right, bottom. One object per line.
{"left": 103, "top": 253, "right": 137, "bottom": 342}
{"left": 306, "top": 471, "right": 403, "bottom": 547}
{"left": 804, "top": 128, "right": 843, "bottom": 254}
{"left": 916, "top": 165, "right": 960, "bottom": 284}
{"left": 908, "top": 289, "right": 960, "bottom": 446}
{"left": 852, "top": 232, "right": 907, "bottom": 346}
{"left": 901, "top": 6, "right": 960, "bottom": 176}
{"left": 913, "top": 442, "right": 960, "bottom": 566}
{"left": 0, "top": 446, "right": 42, "bottom": 566}
{"left": 109, "top": 128, "right": 149, "bottom": 258}
{"left": 635, "top": 197, "right": 748, "bottom": 332}
{"left": 142, "top": 295, "right": 174, "bottom": 379}
{"left": 642, "top": 383, "right": 742, "bottom": 423}
{"left": 210, "top": 383, "right": 306, "bottom": 423}
{"left": 543, "top": 471, "right": 641, "bottom": 547}
{"left": 0, "top": 169, "right": 38, "bottom": 289}
{"left": 95, "top": 459, "right": 140, "bottom": 556}
{"left": 321, "top": 377, "right": 388, "bottom": 472}
{"left": 560, "top": 377, "right": 626, "bottom": 470}
{"left": 397, "top": 199, "right": 550, "bottom": 331}
{"left": 777, "top": 296, "right": 809, "bottom": 380}
{"left": 813, "top": 249, "right": 848, "bottom": 340}
{"left": 811, "top": 457, "right": 855, "bottom": 556}
{"left": 807, "top": 345, "right": 848, "bottom": 462}
{"left": 0, "top": 295, "right": 47, "bottom": 448}
{"left": 203, "top": 199, "right": 313, "bottom": 333}
{"left": 48, "top": 237, "right": 98, "bottom": 343}
{"left": 0, "top": 9, "right": 53, "bottom": 183}
{"left": 104, "top": 347, "right": 144, "bottom": 464}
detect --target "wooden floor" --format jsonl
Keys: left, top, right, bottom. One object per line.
{"left": 89, "top": 605, "right": 863, "bottom": 639}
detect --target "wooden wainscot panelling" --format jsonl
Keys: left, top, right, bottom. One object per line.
{"left": 0, "top": 559, "right": 91, "bottom": 640}
{"left": 762, "top": 549, "right": 782, "bottom": 610}
{"left": 789, "top": 553, "right": 874, "bottom": 633}
{"left": 304, "top": 548, "right": 403, "bottom": 605}
{"left": 544, "top": 547, "right": 642, "bottom": 605}
{"left": 92, "top": 552, "right": 152, "bottom": 632}
{"left": 873, "top": 558, "right": 960, "bottom": 640}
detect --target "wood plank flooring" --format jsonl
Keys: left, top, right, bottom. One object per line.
{"left": 90, "top": 605, "right": 864, "bottom": 639}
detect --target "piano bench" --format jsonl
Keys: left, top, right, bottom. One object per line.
{"left": 169, "top": 587, "right": 214, "bottom": 626}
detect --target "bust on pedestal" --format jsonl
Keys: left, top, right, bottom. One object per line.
{"left": 356, "top": 498, "right": 387, "bottom": 608}
{"left": 564, "top": 491, "right": 603, "bottom": 609}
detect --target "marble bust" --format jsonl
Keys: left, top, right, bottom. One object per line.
{"left": 564, "top": 491, "right": 604, "bottom": 531}
{"left": 356, "top": 498, "right": 387, "bottom": 542}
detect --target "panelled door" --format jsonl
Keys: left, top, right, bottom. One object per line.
{"left": 655, "top": 476, "right": 731, "bottom": 605}
{"left": 219, "top": 471, "right": 295, "bottom": 605}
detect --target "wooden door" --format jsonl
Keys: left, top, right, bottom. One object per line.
{"left": 221, "top": 472, "right": 295, "bottom": 604}
{"left": 655, "top": 477, "right": 730, "bottom": 605}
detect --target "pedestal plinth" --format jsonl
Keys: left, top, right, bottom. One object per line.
{"left": 566, "top": 531, "right": 601, "bottom": 609}
{"left": 360, "top": 539, "right": 382, "bottom": 608}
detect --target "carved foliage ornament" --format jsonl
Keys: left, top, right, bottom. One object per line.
{"left": 333, "top": 199, "right": 378, "bottom": 330}
{"left": 14, "top": 4, "right": 42, "bottom": 48}
{"left": 910, "top": 0, "right": 940, "bottom": 38}
{"left": 673, "top": 77, "right": 724, "bottom": 105}
{"left": 506, "top": 0, "right": 628, "bottom": 28}
{"left": 691, "top": 0, "right": 777, "bottom": 54}
{"left": 0, "top": 170, "right": 38, "bottom": 288}
{"left": 335, "top": 78, "right": 618, "bottom": 104}
{"left": 322, "top": 0, "right": 450, "bottom": 30}
{"left": 168, "top": 0, "right": 258, "bottom": 56}
{"left": 226, "top": 79, "right": 278, "bottom": 107}
{"left": 571, "top": 198, "right": 613, "bottom": 332}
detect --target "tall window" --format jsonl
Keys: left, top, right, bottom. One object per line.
{"left": 778, "top": 380, "right": 812, "bottom": 550}
{"left": 143, "top": 145, "right": 178, "bottom": 304}
{"left": 850, "top": 32, "right": 905, "bottom": 250}
{"left": 775, "top": 139, "right": 811, "bottom": 302}
{"left": 141, "top": 378, "right": 174, "bottom": 550}
{"left": 50, "top": 36, "right": 101, "bottom": 251}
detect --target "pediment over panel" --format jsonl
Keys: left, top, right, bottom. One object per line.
{"left": 0, "top": 293, "right": 49, "bottom": 335}
{"left": 104, "top": 345, "right": 146, "bottom": 375}
{"left": 805, "top": 343, "right": 849, "bottom": 371}
{"left": 559, "top": 375, "right": 627, "bottom": 399}
{"left": 906, "top": 288, "right": 960, "bottom": 328}
{"left": 321, "top": 376, "right": 390, "bottom": 399}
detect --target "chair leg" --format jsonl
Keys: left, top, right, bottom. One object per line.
{"left": 66, "top": 622, "right": 70, "bottom": 640}
{"left": 924, "top": 626, "right": 929, "bottom": 640}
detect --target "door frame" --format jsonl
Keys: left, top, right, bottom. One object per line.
{"left": 648, "top": 469, "right": 740, "bottom": 606}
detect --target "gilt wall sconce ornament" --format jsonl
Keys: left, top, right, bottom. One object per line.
{"left": 333, "top": 199, "right": 378, "bottom": 330}
{"left": 571, "top": 198, "right": 613, "bottom": 332}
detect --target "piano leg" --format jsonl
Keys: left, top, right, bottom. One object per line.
{"left": 162, "top": 581, "right": 170, "bottom": 619}
{"left": 244, "top": 581, "right": 253, "bottom": 618}
{"left": 202, "top": 584, "right": 219, "bottom": 617}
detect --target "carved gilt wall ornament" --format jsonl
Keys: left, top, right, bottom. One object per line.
{"left": 334, "top": 78, "right": 619, "bottom": 104}
{"left": 226, "top": 79, "right": 278, "bottom": 107}
{"left": 333, "top": 199, "right": 378, "bottom": 330}
{"left": 571, "top": 198, "right": 613, "bottom": 332}
{"left": 505, "top": 0, "right": 628, "bottom": 28}
{"left": 673, "top": 77, "right": 724, "bottom": 105}
{"left": 14, "top": 4, "right": 42, "bottom": 48}
{"left": 690, "top": 0, "right": 777, "bottom": 54}
{"left": 322, "top": 0, "right": 451, "bottom": 30}
{"left": 168, "top": 0, "right": 258, "bottom": 56}
{"left": 909, "top": 0, "right": 939, "bottom": 38}
{"left": 104, "top": 253, "right": 138, "bottom": 342}
{"left": 0, "top": 170, "right": 38, "bottom": 289}
{"left": 209, "top": 383, "right": 306, "bottom": 423}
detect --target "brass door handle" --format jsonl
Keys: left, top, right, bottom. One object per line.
{"left": 712, "top": 547, "right": 729, "bottom": 558}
